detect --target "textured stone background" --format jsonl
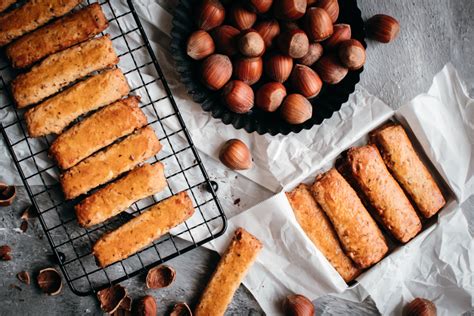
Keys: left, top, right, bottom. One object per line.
{"left": 1, "top": 0, "right": 473, "bottom": 315}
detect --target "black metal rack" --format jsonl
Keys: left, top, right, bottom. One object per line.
{"left": 0, "top": 0, "right": 226, "bottom": 296}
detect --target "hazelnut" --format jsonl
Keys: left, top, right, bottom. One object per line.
{"left": 324, "top": 23, "right": 351, "bottom": 50}
{"left": 233, "top": 57, "right": 263, "bottom": 85}
{"left": 290, "top": 64, "right": 322, "bottom": 98}
{"left": 274, "top": 0, "right": 307, "bottom": 21}
{"left": 256, "top": 82, "right": 287, "bottom": 112}
{"left": 97, "top": 285, "right": 127, "bottom": 314}
{"left": 170, "top": 302, "right": 193, "bottom": 316}
{"left": 313, "top": 54, "right": 348, "bottom": 84}
{"left": 0, "top": 183, "right": 16, "bottom": 206}
{"left": 186, "top": 30, "right": 215, "bottom": 60}
{"left": 366, "top": 14, "right": 400, "bottom": 43}
{"left": 403, "top": 298, "right": 437, "bottom": 316}
{"left": 305, "top": 7, "right": 333, "bottom": 42}
{"left": 37, "top": 267, "right": 63, "bottom": 296}
{"left": 197, "top": 0, "right": 225, "bottom": 31}
{"left": 238, "top": 30, "right": 266, "bottom": 57}
{"left": 17, "top": 271, "right": 30, "bottom": 285}
{"left": 296, "top": 42, "right": 323, "bottom": 66}
{"left": 219, "top": 139, "right": 252, "bottom": 170}
{"left": 135, "top": 295, "right": 157, "bottom": 316}
{"left": 338, "top": 39, "right": 366, "bottom": 70}
{"left": 201, "top": 54, "right": 233, "bottom": 90}
{"left": 278, "top": 29, "right": 309, "bottom": 59}
{"left": 315, "top": 0, "right": 339, "bottom": 23}
{"left": 254, "top": 20, "right": 280, "bottom": 48}
{"left": 247, "top": 0, "right": 273, "bottom": 13}
{"left": 284, "top": 294, "right": 315, "bottom": 316}
{"left": 264, "top": 54, "right": 293, "bottom": 82}
{"left": 0, "top": 244, "right": 12, "bottom": 261}
{"left": 146, "top": 265, "right": 176, "bottom": 289}
{"left": 280, "top": 94, "right": 312, "bottom": 124}
{"left": 222, "top": 80, "right": 254, "bottom": 114}
{"left": 211, "top": 25, "right": 240, "bottom": 56}
{"left": 230, "top": 4, "right": 257, "bottom": 30}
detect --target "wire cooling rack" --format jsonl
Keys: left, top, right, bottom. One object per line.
{"left": 0, "top": 0, "right": 226, "bottom": 296}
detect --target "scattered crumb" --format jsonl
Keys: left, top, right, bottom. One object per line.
{"left": 20, "top": 220, "right": 28, "bottom": 233}
{"left": 233, "top": 198, "right": 241, "bottom": 205}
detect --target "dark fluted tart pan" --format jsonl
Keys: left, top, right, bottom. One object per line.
{"left": 170, "top": 0, "right": 366, "bottom": 136}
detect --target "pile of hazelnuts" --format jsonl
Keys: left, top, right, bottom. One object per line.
{"left": 186, "top": 0, "right": 399, "bottom": 125}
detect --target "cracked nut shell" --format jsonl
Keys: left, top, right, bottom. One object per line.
{"left": 97, "top": 284, "right": 127, "bottom": 314}
{"left": 0, "top": 183, "right": 16, "bottom": 207}
{"left": 17, "top": 271, "right": 30, "bottom": 285}
{"left": 170, "top": 302, "right": 193, "bottom": 316}
{"left": 37, "top": 267, "right": 63, "bottom": 296}
{"left": 135, "top": 295, "right": 157, "bottom": 316}
{"left": 146, "top": 265, "right": 176, "bottom": 289}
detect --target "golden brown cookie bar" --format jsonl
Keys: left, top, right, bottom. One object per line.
{"left": 370, "top": 124, "right": 446, "bottom": 218}
{"left": 50, "top": 96, "right": 147, "bottom": 170}
{"left": 286, "top": 184, "right": 360, "bottom": 282}
{"left": 341, "top": 145, "right": 422, "bottom": 243}
{"left": 60, "top": 126, "right": 161, "bottom": 200}
{"left": 0, "top": 0, "right": 82, "bottom": 46}
{"left": 25, "top": 69, "right": 129, "bottom": 137}
{"left": 12, "top": 35, "right": 118, "bottom": 108}
{"left": 312, "top": 168, "right": 388, "bottom": 269}
{"left": 93, "top": 191, "right": 194, "bottom": 267}
{"left": 0, "top": 0, "right": 16, "bottom": 13}
{"left": 75, "top": 163, "right": 166, "bottom": 228}
{"left": 195, "top": 228, "right": 262, "bottom": 316}
{"left": 6, "top": 3, "right": 108, "bottom": 68}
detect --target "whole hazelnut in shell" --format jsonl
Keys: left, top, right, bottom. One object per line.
{"left": 201, "top": 54, "right": 233, "bottom": 90}
{"left": 296, "top": 42, "right": 323, "bottom": 66}
{"left": 255, "top": 82, "right": 287, "bottom": 112}
{"left": 222, "top": 80, "right": 254, "bottom": 114}
{"left": 324, "top": 23, "right": 351, "bottom": 50}
{"left": 313, "top": 54, "right": 348, "bottom": 84}
{"left": 212, "top": 25, "right": 240, "bottom": 56}
{"left": 366, "top": 14, "right": 400, "bottom": 43}
{"left": 338, "top": 39, "right": 366, "bottom": 70}
{"left": 315, "top": 0, "right": 339, "bottom": 23}
{"left": 186, "top": 30, "right": 215, "bottom": 60}
{"left": 230, "top": 4, "right": 257, "bottom": 30}
{"left": 219, "top": 139, "right": 252, "bottom": 170}
{"left": 278, "top": 29, "right": 310, "bottom": 59}
{"left": 264, "top": 54, "right": 293, "bottom": 83}
{"left": 238, "top": 30, "right": 266, "bottom": 57}
{"left": 280, "top": 94, "right": 313, "bottom": 124}
{"left": 284, "top": 294, "right": 315, "bottom": 316}
{"left": 290, "top": 64, "right": 322, "bottom": 99}
{"left": 403, "top": 298, "right": 437, "bottom": 316}
{"left": 305, "top": 7, "right": 334, "bottom": 42}
{"left": 254, "top": 20, "right": 280, "bottom": 48}
{"left": 233, "top": 57, "right": 263, "bottom": 85}
{"left": 197, "top": 0, "right": 225, "bottom": 31}
{"left": 274, "top": 0, "right": 307, "bottom": 21}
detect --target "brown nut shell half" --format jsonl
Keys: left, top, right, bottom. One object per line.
{"left": 37, "top": 267, "right": 63, "bottom": 296}
{"left": 0, "top": 183, "right": 16, "bottom": 206}
{"left": 170, "top": 302, "right": 193, "bottom": 316}
{"left": 146, "top": 265, "right": 176, "bottom": 289}
{"left": 17, "top": 271, "right": 31, "bottom": 285}
{"left": 97, "top": 284, "right": 127, "bottom": 314}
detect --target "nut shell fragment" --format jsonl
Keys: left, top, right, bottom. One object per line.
{"left": 97, "top": 284, "right": 127, "bottom": 314}
{"left": 170, "top": 302, "right": 193, "bottom": 316}
{"left": 17, "top": 271, "right": 30, "bottom": 285}
{"left": 37, "top": 267, "right": 62, "bottom": 296}
{"left": 0, "top": 245, "right": 12, "bottom": 260}
{"left": 146, "top": 265, "right": 176, "bottom": 289}
{"left": 0, "top": 183, "right": 16, "bottom": 206}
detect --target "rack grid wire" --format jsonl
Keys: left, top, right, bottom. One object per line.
{"left": 0, "top": 0, "right": 227, "bottom": 296}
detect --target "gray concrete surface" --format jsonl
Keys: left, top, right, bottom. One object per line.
{"left": 1, "top": 0, "right": 473, "bottom": 315}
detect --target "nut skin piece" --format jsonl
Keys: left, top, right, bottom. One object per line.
{"left": 255, "top": 82, "right": 287, "bottom": 112}
{"left": 230, "top": 4, "right": 257, "bottom": 30}
{"left": 37, "top": 267, "right": 62, "bottom": 296}
{"left": 278, "top": 29, "right": 309, "bottom": 59}
{"left": 146, "top": 265, "right": 176, "bottom": 289}
{"left": 222, "top": 80, "right": 254, "bottom": 114}
{"left": 247, "top": 0, "right": 273, "bottom": 13}
{"left": 280, "top": 94, "right": 312, "bottom": 124}
{"left": 197, "top": 0, "right": 225, "bottom": 31}
{"left": 201, "top": 54, "right": 233, "bottom": 90}
{"left": 324, "top": 23, "right": 351, "bottom": 50}
{"left": 403, "top": 298, "right": 437, "bottom": 316}
{"left": 265, "top": 54, "right": 293, "bottom": 83}
{"left": 233, "top": 57, "right": 263, "bottom": 85}
{"left": 313, "top": 54, "right": 348, "bottom": 84}
{"left": 211, "top": 25, "right": 240, "bottom": 56}
{"left": 0, "top": 183, "right": 16, "bottom": 207}
{"left": 314, "top": 0, "right": 339, "bottom": 23}
{"left": 284, "top": 294, "right": 315, "bottom": 316}
{"left": 186, "top": 30, "right": 215, "bottom": 60}
{"left": 238, "top": 30, "right": 266, "bottom": 57}
{"left": 254, "top": 20, "right": 280, "bottom": 48}
{"left": 296, "top": 42, "right": 323, "bottom": 66}
{"left": 219, "top": 139, "right": 252, "bottom": 170}
{"left": 338, "top": 39, "right": 366, "bottom": 70}
{"left": 170, "top": 302, "right": 193, "bottom": 316}
{"left": 290, "top": 64, "right": 322, "bottom": 98}
{"left": 273, "top": 0, "right": 307, "bottom": 21}
{"left": 135, "top": 295, "right": 157, "bottom": 316}
{"left": 305, "top": 7, "right": 334, "bottom": 42}
{"left": 0, "top": 244, "right": 12, "bottom": 260}
{"left": 366, "top": 14, "right": 400, "bottom": 43}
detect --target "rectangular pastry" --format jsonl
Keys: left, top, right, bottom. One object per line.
{"left": 60, "top": 126, "right": 161, "bottom": 200}
{"left": 312, "top": 168, "right": 388, "bottom": 269}
{"left": 25, "top": 69, "right": 129, "bottom": 137}
{"left": 195, "top": 228, "right": 262, "bottom": 316}
{"left": 12, "top": 35, "right": 118, "bottom": 108}
{"left": 6, "top": 3, "right": 108, "bottom": 68}
{"left": 370, "top": 124, "right": 446, "bottom": 218}
{"left": 0, "top": 0, "right": 16, "bottom": 13}
{"left": 286, "top": 184, "right": 360, "bottom": 282}
{"left": 50, "top": 96, "right": 147, "bottom": 170}
{"left": 75, "top": 163, "right": 166, "bottom": 228}
{"left": 93, "top": 191, "right": 194, "bottom": 267}
{"left": 0, "top": 0, "right": 82, "bottom": 46}
{"left": 340, "top": 145, "right": 422, "bottom": 243}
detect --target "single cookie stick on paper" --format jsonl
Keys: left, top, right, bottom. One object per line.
{"left": 195, "top": 228, "right": 263, "bottom": 316}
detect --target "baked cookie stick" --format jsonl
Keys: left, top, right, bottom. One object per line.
{"left": 341, "top": 145, "right": 422, "bottom": 243}
{"left": 286, "top": 184, "right": 360, "bottom": 282}
{"left": 12, "top": 35, "right": 118, "bottom": 108}
{"left": 0, "top": 0, "right": 82, "bottom": 46}
{"left": 75, "top": 163, "right": 167, "bottom": 228}
{"left": 6, "top": 3, "right": 108, "bottom": 68}
{"left": 60, "top": 126, "right": 161, "bottom": 200}
{"left": 312, "top": 169, "right": 388, "bottom": 269}
{"left": 0, "top": 0, "right": 16, "bottom": 13}
{"left": 50, "top": 96, "right": 147, "bottom": 170}
{"left": 370, "top": 124, "right": 446, "bottom": 218}
{"left": 195, "top": 228, "right": 262, "bottom": 316}
{"left": 93, "top": 191, "right": 194, "bottom": 267}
